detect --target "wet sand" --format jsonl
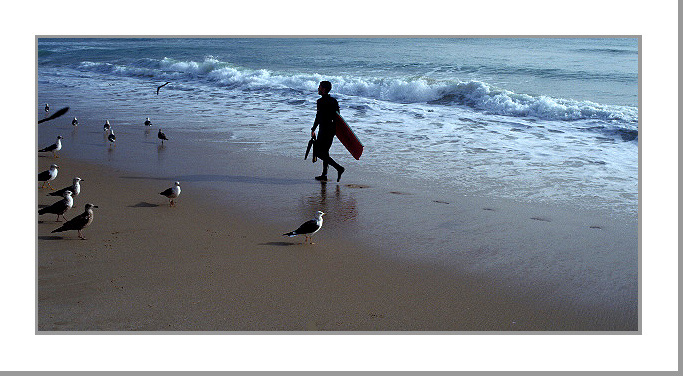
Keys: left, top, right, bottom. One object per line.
{"left": 37, "top": 152, "right": 637, "bottom": 331}
{"left": 34, "top": 93, "right": 638, "bottom": 331}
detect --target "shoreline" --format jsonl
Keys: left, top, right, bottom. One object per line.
{"left": 37, "top": 153, "right": 637, "bottom": 331}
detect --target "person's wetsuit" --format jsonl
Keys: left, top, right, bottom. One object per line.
{"left": 312, "top": 94, "right": 344, "bottom": 179}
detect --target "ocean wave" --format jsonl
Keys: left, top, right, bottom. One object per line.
{"left": 75, "top": 57, "right": 638, "bottom": 123}
{"left": 573, "top": 48, "right": 638, "bottom": 55}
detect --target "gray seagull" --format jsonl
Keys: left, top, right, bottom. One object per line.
{"left": 51, "top": 203, "right": 98, "bottom": 240}
{"left": 50, "top": 177, "right": 83, "bottom": 199}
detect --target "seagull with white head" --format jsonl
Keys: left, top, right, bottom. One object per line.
{"left": 283, "top": 211, "right": 325, "bottom": 244}
{"left": 50, "top": 177, "right": 83, "bottom": 199}
{"left": 39, "top": 190, "right": 73, "bottom": 222}
{"left": 39, "top": 135, "right": 63, "bottom": 158}
{"left": 160, "top": 181, "right": 181, "bottom": 207}
{"left": 107, "top": 129, "right": 116, "bottom": 145}
{"left": 38, "top": 164, "right": 59, "bottom": 189}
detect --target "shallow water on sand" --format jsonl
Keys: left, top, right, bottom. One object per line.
{"left": 37, "top": 97, "right": 637, "bottom": 328}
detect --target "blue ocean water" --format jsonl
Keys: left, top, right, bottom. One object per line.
{"left": 37, "top": 37, "right": 638, "bottom": 214}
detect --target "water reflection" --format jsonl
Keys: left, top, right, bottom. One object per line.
{"left": 303, "top": 182, "right": 358, "bottom": 222}
{"left": 157, "top": 143, "right": 166, "bottom": 164}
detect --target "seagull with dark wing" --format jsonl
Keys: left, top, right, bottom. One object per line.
{"left": 51, "top": 203, "right": 98, "bottom": 240}
{"left": 160, "top": 181, "right": 181, "bottom": 207}
{"left": 283, "top": 211, "right": 325, "bottom": 244}
{"left": 107, "top": 129, "right": 116, "bottom": 145}
{"left": 156, "top": 81, "right": 170, "bottom": 95}
{"left": 144, "top": 117, "right": 152, "bottom": 126}
{"left": 38, "top": 164, "right": 59, "bottom": 189}
{"left": 158, "top": 129, "right": 168, "bottom": 145}
{"left": 39, "top": 190, "right": 73, "bottom": 222}
{"left": 50, "top": 177, "right": 83, "bottom": 199}
{"left": 72, "top": 117, "right": 78, "bottom": 126}
{"left": 103, "top": 120, "right": 111, "bottom": 132}
{"left": 39, "top": 135, "right": 63, "bottom": 158}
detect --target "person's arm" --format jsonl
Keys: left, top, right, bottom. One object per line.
{"left": 312, "top": 100, "right": 321, "bottom": 137}
{"left": 311, "top": 116, "right": 319, "bottom": 137}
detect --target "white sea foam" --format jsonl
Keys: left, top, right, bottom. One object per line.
{"left": 77, "top": 57, "right": 638, "bottom": 124}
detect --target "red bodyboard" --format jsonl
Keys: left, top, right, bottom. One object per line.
{"left": 334, "top": 113, "right": 363, "bottom": 160}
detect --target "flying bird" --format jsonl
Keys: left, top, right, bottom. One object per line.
{"left": 103, "top": 120, "right": 111, "bottom": 132}
{"left": 51, "top": 203, "right": 98, "bottom": 240}
{"left": 38, "top": 135, "right": 63, "bottom": 158}
{"left": 72, "top": 117, "right": 78, "bottom": 126}
{"left": 38, "top": 107, "right": 69, "bottom": 124}
{"left": 50, "top": 177, "right": 83, "bottom": 199}
{"left": 38, "top": 164, "right": 59, "bottom": 189}
{"left": 144, "top": 117, "right": 152, "bottom": 126}
{"left": 156, "top": 82, "right": 170, "bottom": 95}
{"left": 39, "top": 190, "right": 73, "bottom": 222}
{"left": 159, "top": 181, "right": 181, "bottom": 207}
{"left": 283, "top": 211, "right": 325, "bottom": 244}
{"left": 158, "top": 129, "right": 168, "bottom": 145}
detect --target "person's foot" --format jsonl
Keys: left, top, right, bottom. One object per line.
{"left": 337, "top": 166, "right": 345, "bottom": 182}
{"left": 315, "top": 175, "right": 328, "bottom": 181}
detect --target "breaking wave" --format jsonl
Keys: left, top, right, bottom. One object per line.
{"left": 76, "top": 57, "right": 638, "bottom": 124}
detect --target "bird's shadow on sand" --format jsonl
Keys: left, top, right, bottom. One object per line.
{"left": 38, "top": 235, "right": 65, "bottom": 241}
{"left": 260, "top": 241, "right": 299, "bottom": 247}
{"left": 38, "top": 220, "right": 60, "bottom": 224}
{"left": 128, "top": 201, "right": 159, "bottom": 208}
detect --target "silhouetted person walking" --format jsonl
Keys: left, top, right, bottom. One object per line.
{"left": 311, "top": 81, "right": 344, "bottom": 182}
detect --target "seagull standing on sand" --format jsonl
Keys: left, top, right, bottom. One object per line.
{"left": 38, "top": 164, "right": 59, "bottom": 189}
{"left": 39, "top": 135, "right": 63, "bottom": 158}
{"left": 39, "top": 190, "right": 73, "bottom": 222}
{"left": 107, "top": 129, "right": 116, "bottom": 145}
{"left": 45, "top": 103, "right": 49, "bottom": 112}
{"left": 72, "top": 117, "right": 78, "bottom": 126}
{"left": 160, "top": 181, "right": 181, "bottom": 207}
{"left": 103, "top": 120, "right": 111, "bottom": 132}
{"left": 158, "top": 129, "right": 168, "bottom": 145}
{"left": 51, "top": 203, "right": 98, "bottom": 240}
{"left": 283, "top": 211, "right": 325, "bottom": 244}
{"left": 50, "top": 177, "right": 83, "bottom": 199}
{"left": 144, "top": 117, "right": 152, "bottom": 126}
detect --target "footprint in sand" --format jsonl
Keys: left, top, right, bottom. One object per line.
{"left": 530, "top": 217, "right": 552, "bottom": 222}
{"left": 389, "top": 191, "right": 412, "bottom": 195}
{"left": 432, "top": 200, "right": 450, "bottom": 204}
{"left": 483, "top": 208, "right": 495, "bottom": 211}
{"left": 589, "top": 225, "right": 603, "bottom": 229}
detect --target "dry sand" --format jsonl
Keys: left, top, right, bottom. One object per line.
{"left": 37, "top": 155, "right": 636, "bottom": 331}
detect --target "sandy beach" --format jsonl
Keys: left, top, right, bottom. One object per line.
{"left": 37, "top": 151, "right": 637, "bottom": 331}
